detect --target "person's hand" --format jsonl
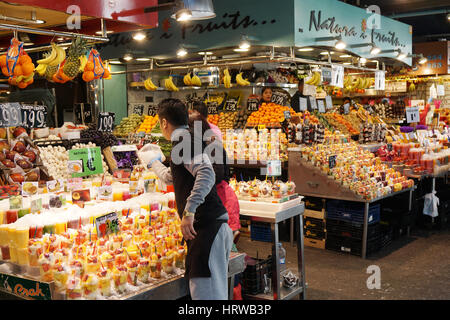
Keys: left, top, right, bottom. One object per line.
{"left": 138, "top": 148, "right": 163, "bottom": 168}
{"left": 181, "top": 215, "right": 197, "bottom": 240}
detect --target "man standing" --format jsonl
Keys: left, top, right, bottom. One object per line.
{"left": 138, "top": 98, "right": 233, "bottom": 300}
{"left": 290, "top": 79, "right": 309, "bottom": 112}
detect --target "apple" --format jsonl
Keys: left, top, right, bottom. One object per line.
{"left": 9, "top": 173, "right": 24, "bottom": 183}
{"left": 0, "top": 128, "right": 6, "bottom": 140}
{"left": 0, "top": 141, "right": 9, "bottom": 153}
{"left": 23, "top": 150, "right": 36, "bottom": 163}
{"left": 5, "top": 150, "right": 18, "bottom": 161}
{"left": 13, "top": 127, "right": 27, "bottom": 138}
{"left": 2, "top": 159, "right": 15, "bottom": 168}
{"left": 12, "top": 141, "right": 26, "bottom": 153}
{"left": 0, "top": 153, "right": 5, "bottom": 162}
{"left": 17, "top": 159, "right": 32, "bottom": 169}
{"left": 25, "top": 171, "right": 39, "bottom": 181}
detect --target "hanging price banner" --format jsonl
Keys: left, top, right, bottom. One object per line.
{"left": 317, "top": 100, "right": 326, "bottom": 113}
{"left": 406, "top": 107, "right": 420, "bottom": 123}
{"left": 343, "top": 103, "right": 350, "bottom": 115}
{"left": 325, "top": 96, "right": 333, "bottom": 110}
{"left": 20, "top": 104, "right": 47, "bottom": 128}
{"left": 321, "top": 67, "right": 332, "bottom": 85}
{"left": 309, "top": 97, "right": 317, "bottom": 110}
{"left": 299, "top": 97, "right": 308, "bottom": 111}
{"left": 331, "top": 65, "right": 344, "bottom": 88}
{"left": 375, "top": 71, "right": 385, "bottom": 91}
{"left": 98, "top": 112, "right": 115, "bottom": 132}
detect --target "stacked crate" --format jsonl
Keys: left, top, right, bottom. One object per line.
{"left": 303, "top": 197, "right": 326, "bottom": 249}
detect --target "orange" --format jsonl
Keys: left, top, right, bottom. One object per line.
{"left": 19, "top": 55, "right": 32, "bottom": 65}
{"left": 60, "top": 72, "right": 71, "bottom": 82}
{"left": 52, "top": 73, "right": 60, "bottom": 83}
{"left": 102, "top": 68, "right": 110, "bottom": 78}
{"left": 1, "top": 66, "right": 9, "bottom": 77}
{"left": 83, "top": 71, "right": 94, "bottom": 82}
{"left": 21, "top": 63, "right": 34, "bottom": 76}
{"left": 17, "top": 81, "right": 27, "bottom": 89}
{"left": 0, "top": 55, "right": 6, "bottom": 68}
{"left": 85, "top": 61, "right": 94, "bottom": 72}
{"left": 13, "top": 65, "right": 22, "bottom": 76}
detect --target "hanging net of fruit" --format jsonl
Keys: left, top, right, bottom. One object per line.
{"left": 82, "top": 48, "right": 110, "bottom": 82}
{"left": 53, "top": 37, "right": 88, "bottom": 84}
{"left": 1, "top": 37, "right": 35, "bottom": 89}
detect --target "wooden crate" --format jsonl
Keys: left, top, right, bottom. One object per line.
{"left": 304, "top": 237, "right": 326, "bottom": 249}
{"left": 304, "top": 208, "right": 325, "bottom": 220}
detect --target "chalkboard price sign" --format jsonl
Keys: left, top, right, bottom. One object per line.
{"left": 270, "top": 90, "right": 290, "bottom": 106}
{"left": 20, "top": 104, "right": 47, "bottom": 128}
{"left": 147, "top": 105, "right": 158, "bottom": 117}
{"left": 98, "top": 112, "right": 115, "bottom": 132}
{"left": 247, "top": 98, "right": 259, "bottom": 112}
{"left": 207, "top": 102, "right": 218, "bottom": 115}
{"left": 133, "top": 104, "right": 144, "bottom": 116}
{"left": 74, "top": 103, "right": 93, "bottom": 124}
{"left": 224, "top": 99, "right": 238, "bottom": 112}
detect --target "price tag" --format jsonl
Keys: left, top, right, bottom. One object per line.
{"left": 258, "top": 124, "right": 266, "bottom": 131}
{"left": 74, "top": 103, "right": 93, "bottom": 124}
{"left": 328, "top": 155, "right": 337, "bottom": 169}
{"left": 303, "top": 84, "right": 316, "bottom": 96}
{"left": 20, "top": 104, "right": 47, "bottom": 128}
{"left": 283, "top": 110, "right": 291, "bottom": 120}
{"left": 266, "top": 160, "right": 282, "bottom": 177}
{"left": 98, "top": 112, "right": 115, "bottom": 132}
{"left": 207, "top": 102, "right": 219, "bottom": 115}
{"left": 437, "top": 85, "right": 445, "bottom": 96}
{"left": 132, "top": 104, "right": 144, "bottom": 116}
{"left": 147, "top": 105, "right": 158, "bottom": 116}
{"left": 247, "top": 98, "right": 259, "bottom": 112}
{"left": 97, "top": 185, "right": 113, "bottom": 201}
{"left": 375, "top": 71, "right": 385, "bottom": 91}
{"left": 299, "top": 97, "right": 308, "bottom": 111}
{"left": 325, "top": 96, "right": 333, "bottom": 110}
{"left": 224, "top": 99, "right": 238, "bottom": 112}
{"left": 95, "top": 212, "right": 120, "bottom": 238}
{"left": 321, "top": 67, "right": 332, "bottom": 85}
{"left": 270, "top": 91, "right": 290, "bottom": 106}
{"left": 331, "top": 65, "right": 344, "bottom": 88}
{"left": 343, "top": 103, "right": 350, "bottom": 115}
{"left": 68, "top": 147, "right": 104, "bottom": 177}
{"left": 318, "top": 100, "right": 325, "bottom": 113}
{"left": 46, "top": 179, "right": 64, "bottom": 193}
{"left": 22, "top": 182, "right": 38, "bottom": 197}
{"left": 71, "top": 189, "right": 91, "bottom": 207}
{"left": 309, "top": 97, "right": 317, "bottom": 110}
{"left": 0, "top": 103, "right": 23, "bottom": 127}
{"left": 406, "top": 107, "right": 420, "bottom": 123}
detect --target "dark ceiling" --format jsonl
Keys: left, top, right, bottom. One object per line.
{"left": 340, "top": 0, "right": 450, "bottom": 42}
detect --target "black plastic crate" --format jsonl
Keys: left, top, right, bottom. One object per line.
{"left": 325, "top": 234, "right": 382, "bottom": 256}
{"left": 303, "top": 217, "right": 325, "bottom": 230}
{"left": 326, "top": 219, "right": 380, "bottom": 240}
{"left": 326, "top": 200, "right": 380, "bottom": 224}
{"left": 304, "top": 229, "right": 326, "bottom": 240}
{"left": 242, "top": 256, "right": 272, "bottom": 295}
{"left": 303, "top": 197, "right": 326, "bottom": 211}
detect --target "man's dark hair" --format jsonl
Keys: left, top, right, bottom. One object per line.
{"left": 192, "top": 100, "right": 208, "bottom": 118}
{"left": 157, "top": 98, "right": 188, "bottom": 127}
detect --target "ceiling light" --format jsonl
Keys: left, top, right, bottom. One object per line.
{"left": 340, "top": 54, "right": 351, "bottom": 58}
{"left": 95, "top": 30, "right": 114, "bottom": 35}
{"left": 335, "top": 39, "right": 347, "bottom": 50}
{"left": 198, "top": 52, "right": 213, "bottom": 55}
{"left": 342, "top": 62, "right": 351, "bottom": 65}
{"left": 109, "top": 60, "right": 122, "bottom": 64}
{"left": 132, "top": 31, "right": 146, "bottom": 41}
{"left": 360, "top": 57, "right": 367, "bottom": 64}
{"left": 174, "top": 8, "right": 192, "bottom": 21}
{"left": 370, "top": 45, "right": 381, "bottom": 55}
{"left": 233, "top": 48, "right": 249, "bottom": 52}
{"left": 397, "top": 51, "right": 407, "bottom": 60}
{"left": 123, "top": 54, "right": 133, "bottom": 61}
{"left": 320, "top": 51, "right": 334, "bottom": 55}
{"left": 35, "top": 19, "right": 45, "bottom": 24}
{"left": 298, "top": 48, "right": 314, "bottom": 52}
{"left": 177, "top": 47, "right": 188, "bottom": 57}
{"left": 447, "top": 13, "right": 450, "bottom": 21}
{"left": 239, "top": 36, "right": 251, "bottom": 50}
{"left": 136, "top": 57, "right": 151, "bottom": 61}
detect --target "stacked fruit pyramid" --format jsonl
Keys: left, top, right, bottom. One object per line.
{"left": 136, "top": 115, "right": 159, "bottom": 135}
{"left": 113, "top": 114, "right": 145, "bottom": 138}
{"left": 246, "top": 103, "right": 295, "bottom": 127}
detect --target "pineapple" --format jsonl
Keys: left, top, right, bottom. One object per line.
{"left": 45, "top": 65, "right": 58, "bottom": 81}
{"left": 63, "top": 36, "right": 88, "bottom": 78}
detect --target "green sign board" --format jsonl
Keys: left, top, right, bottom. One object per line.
{"left": 68, "top": 147, "right": 104, "bottom": 178}
{"left": 0, "top": 272, "right": 52, "bottom": 300}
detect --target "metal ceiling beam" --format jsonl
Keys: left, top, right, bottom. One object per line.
{"left": 389, "top": 8, "right": 449, "bottom": 19}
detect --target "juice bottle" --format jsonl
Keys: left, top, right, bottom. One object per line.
{"left": 55, "top": 222, "right": 67, "bottom": 235}
{"left": 6, "top": 210, "right": 18, "bottom": 224}
{"left": 0, "top": 225, "right": 10, "bottom": 260}
{"left": 0, "top": 211, "right": 5, "bottom": 224}
{"left": 9, "top": 246, "right": 18, "bottom": 263}
{"left": 17, "top": 247, "right": 29, "bottom": 266}
{"left": 28, "top": 225, "right": 44, "bottom": 239}
{"left": 18, "top": 208, "right": 30, "bottom": 219}
{"left": 113, "top": 190, "right": 123, "bottom": 202}
{"left": 15, "top": 227, "right": 29, "bottom": 249}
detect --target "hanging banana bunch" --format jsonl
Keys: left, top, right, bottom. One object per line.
{"left": 164, "top": 76, "right": 179, "bottom": 91}
{"left": 144, "top": 77, "right": 158, "bottom": 91}
{"left": 236, "top": 72, "right": 250, "bottom": 86}
{"left": 223, "top": 68, "right": 232, "bottom": 88}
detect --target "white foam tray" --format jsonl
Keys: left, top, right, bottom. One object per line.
{"left": 239, "top": 197, "right": 303, "bottom": 218}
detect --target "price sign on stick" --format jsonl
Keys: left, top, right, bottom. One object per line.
{"left": 0, "top": 103, "right": 23, "bottom": 127}
{"left": 247, "top": 98, "right": 259, "bottom": 112}
{"left": 98, "top": 112, "right": 115, "bottom": 132}
{"left": 406, "top": 107, "right": 420, "bottom": 123}
{"left": 20, "top": 104, "right": 47, "bottom": 128}
{"left": 224, "top": 99, "right": 238, "bottom": 112}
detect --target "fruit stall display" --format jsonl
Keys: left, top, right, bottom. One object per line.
{"left": 136, "top": 115, "right": 159, "bottom": 135}
{"left": 245, "top": 103, "right": 296, "bottom": 128}
{"left": 113, "top": 114, "right": 146, "bottom": 138}
{"left": 217, "top": 112, "right": 237, "bottom": 131}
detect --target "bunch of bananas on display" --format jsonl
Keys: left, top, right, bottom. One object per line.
{"left": 304, "top": 71, "right": 321, "bottom": 86}
{"left": 183, "top": 72, "right": 192, "bottom": 86}
{"left": 164, "top": 76, "right": 179, "bottom": 91}
{"left": 223, "top": 68, "right": 232, "bottom": 88}
{"left": 236, "top": 72, "right": 250, "bottom": 86}
{"left": 344, "top": 76, "right": 374, "bottom": 91}
{"left": 408, "top": 82, "right": 416, "bottom": 92}
{"left": 183, "top": 72, "right": 202, "bottom": 86}
{"left": 35, "top": 43, "right": 66, "bottom": 80}
{"left": 144, "top": 77, "right": 158, "bottom": 91}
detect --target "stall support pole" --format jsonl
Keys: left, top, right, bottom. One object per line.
{"left": 407, "top": 188, "right": 413, "bottom": 236}
{"left": 362, "top": 202, "right": 370, "bottom": 259}
{"left": 431, "top": 177, "right": 436, "bottom": 224}
{"left": 270, "top": 222, "right": 280, "bottom": 300}
{"left": 290, "top": 217, "right": 294, "bottom": 247}
{"left": 297, "top": 210, "right": 306, "bottom": 300}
